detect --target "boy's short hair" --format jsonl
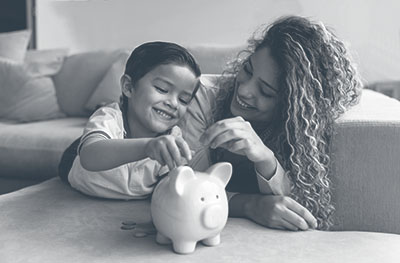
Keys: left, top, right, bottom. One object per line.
{"left": 121, "top": 41, "right": 201, "bottom": 113}
{"left": 125, "top": 41, "right": 201, "bottom": 82}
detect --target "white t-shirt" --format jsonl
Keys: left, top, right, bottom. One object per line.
{"left": 68, "top": 103, "right": 167, "bottom": 200}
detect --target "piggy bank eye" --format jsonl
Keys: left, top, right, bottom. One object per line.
{"left": 200, "top": 197, "right": 205, "bottom": 202}
{"left": 216, "top": 195, "right": 219, "bottom": 199}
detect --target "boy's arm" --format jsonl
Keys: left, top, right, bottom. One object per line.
{"left": 79, "top": 136, "right": 151, "bottom": 171}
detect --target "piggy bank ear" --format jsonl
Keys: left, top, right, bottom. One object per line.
{"left": 170, "top": 166, "right": 196, "bottom": 196}
{"left": 205, "top": 162, "right": 232, "bottom": 187}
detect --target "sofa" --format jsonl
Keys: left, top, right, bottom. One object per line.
{"left": 0, "top": 43, "right": 241, "bottom": 192}
{"left": 1, "top": 32, "right": 400, "bottom": 238}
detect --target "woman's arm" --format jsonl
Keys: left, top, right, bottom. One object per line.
{"left": 255, "top": 159, "right": 291, "bottom": 195}
{"left": 202, "top": 117, "right": 318, "bottom": 230}
{"left": 201, "top": 116, "right": 291, "bottom": 194}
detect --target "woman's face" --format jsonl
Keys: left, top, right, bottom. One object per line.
{"left": 230, "top": 47, "right": 281, "bottom": 124}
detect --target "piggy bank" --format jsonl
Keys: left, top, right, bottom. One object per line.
{"left": 150, "top": 162, "right": 232, "bottom": 254}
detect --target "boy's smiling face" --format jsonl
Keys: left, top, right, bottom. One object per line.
{"left": 123, "top": 64, "right": 198, "bottom": 137}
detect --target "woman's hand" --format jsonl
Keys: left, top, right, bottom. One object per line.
{"left": 200, "top": 116, "right": 272, "bottom": 163}
{"left": 145, "top": 129, "right": 192, "bottom": 170}
{"left": 242, "top": 194, "right": 318, "bottom": 231}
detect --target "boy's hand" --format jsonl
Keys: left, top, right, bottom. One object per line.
{"left": 145, "top": 127, "right": 192, "bottom": 170}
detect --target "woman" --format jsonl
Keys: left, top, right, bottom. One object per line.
{"left": 183, "top": 15, "right": 362, "bottom": 231}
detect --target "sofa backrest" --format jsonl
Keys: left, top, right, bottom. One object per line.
{"left": 186, "top": 45, "right": 243, "bottom": 74}
{"left": 52, "top": 45, "right": 243, "bottom": 117}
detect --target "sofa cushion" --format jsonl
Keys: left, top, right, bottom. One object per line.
{"left": 53, "top": 49, "right": 128, "bottom": 117}
{"left": 331, "top": 89, "right": 400, "bottom": 234}
{"left": 0, "top": 30, "right": 31, "bottom": 62}
{"left": 0, "top": 58, "right": 66, "bottom": 122}
{"left": 0, "top": 117, "right": 87, "bottom": 180}
{"left": 85, "top": 51, "right": 129, "bottom": 112}
{"left": 1, "top": 178, "right": 399, "bottom": 262}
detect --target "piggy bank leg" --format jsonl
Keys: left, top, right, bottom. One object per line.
{"left": 172, "top": 240, "right": 197, "bottom": 254}
{"left": 156, "top": 232, "right": 172, "bottom": 245}
{"left": 201, "top": 234, "right": 220, "bottom": 246}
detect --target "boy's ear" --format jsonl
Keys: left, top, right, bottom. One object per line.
{"left": 121, "top": 74, "right": 133, "bottom": 98}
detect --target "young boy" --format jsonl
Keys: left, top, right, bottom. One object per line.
{"left": 59, "top": 42, "right": 201, "bottom": 199}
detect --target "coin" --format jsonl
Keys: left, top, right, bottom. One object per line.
{"left": 120, "top": 224, "right": 136, "bottom": 230}
{"left": 122, "top": 220, "right": 137, "bottom": 226}
{"left": 133, "top": 231, "right": 147, "bottom": 238}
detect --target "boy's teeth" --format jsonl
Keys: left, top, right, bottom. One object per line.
{"left": 156, "top": 109, "right": 172, "bottom": 119}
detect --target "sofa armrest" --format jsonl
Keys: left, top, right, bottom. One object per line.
{"left": 331, "top": 89, "right": 400, "bottom": 234}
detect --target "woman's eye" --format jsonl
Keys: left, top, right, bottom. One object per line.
{"left": 155, "top": 86, "right": 167, "bottom": 93}
{"left": 260, "top": 88, "right": 273, "bottom": 98}
{"left": 243, "top": 62, "right": 253, "bottom": 76}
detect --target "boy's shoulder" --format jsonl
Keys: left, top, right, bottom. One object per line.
{"left": 87, "top": 102, "right": 123, "bottom": 128}
{"left": 90, "top": 102, "right": 122, "bottom": 118}
{"left": 84, "top": 102, "right": 125, "bottom": 139}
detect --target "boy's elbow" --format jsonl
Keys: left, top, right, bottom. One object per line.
{"left": 80, "top": 156, "right": 98, "bottom": 171}
{"left": 79, "top": 147, "right": 100, "bottom": 171}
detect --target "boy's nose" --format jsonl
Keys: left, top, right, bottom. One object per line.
{"left": 165, "top": 97, "right": 178, "bottom": 109}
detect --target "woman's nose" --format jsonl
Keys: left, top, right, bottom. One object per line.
{"left": 238, "top": 78, "right": 257, "bottom": 99}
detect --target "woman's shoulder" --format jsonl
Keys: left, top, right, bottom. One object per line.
{"left": 190, "top": 74, "right": 220, "bottom": 117}
{"left": 198, "top": 74, "right": 220, "bottom": 101}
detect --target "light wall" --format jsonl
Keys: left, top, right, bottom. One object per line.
{"left": 36, "top": 0, "right": 400, "bottom": 83}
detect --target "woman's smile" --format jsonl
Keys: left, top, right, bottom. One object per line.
{"left": 235, "top": 93, "right": 255, "bottom": 110}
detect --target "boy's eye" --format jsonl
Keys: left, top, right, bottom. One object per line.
{"left": 179, "top": 97, "right": 190, "bottom": 105}
{"left": 155, "top": 86, "right": 167, "bottom": 93}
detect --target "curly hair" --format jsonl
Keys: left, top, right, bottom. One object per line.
{"left": 215, "top": 16, "right": 362, "bottom": 229}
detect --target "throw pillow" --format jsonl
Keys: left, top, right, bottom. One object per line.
{"left": 53, "top": 49, "right": 128, "bottom": 117}
{"left": 0, "top": 30, "right": 31, "bottom": 62}
{"left": 0, "top": 58, "right": 66, "bottom": 122}
{"left": 84, "top": 52, "right": 129, "bottom": 113}
{"left": 24, "top": 48, "right": 69, "bottom": 77}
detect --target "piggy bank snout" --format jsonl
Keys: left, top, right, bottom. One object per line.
{"left": 201, "top": 205, "right": 226, "bottom": 229}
